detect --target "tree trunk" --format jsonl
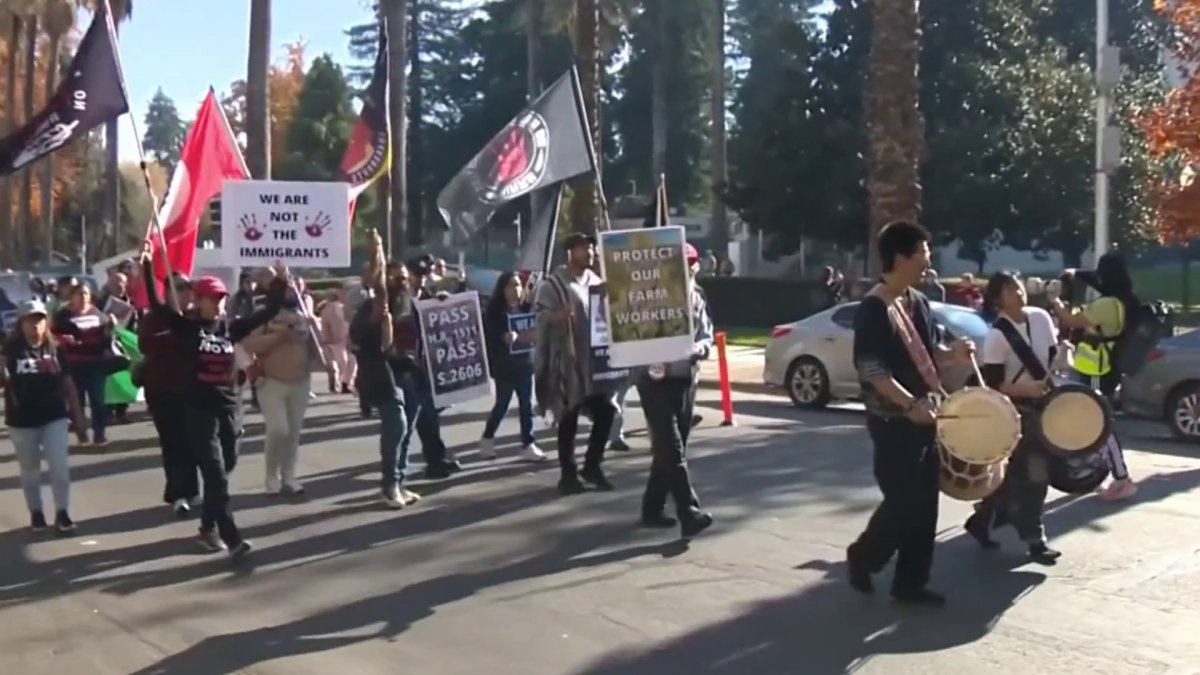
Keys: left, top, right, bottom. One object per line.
{"left": 865, "top": 0, "right": 923, "bottom": 276}
{"left": 569, "top": 0, "right": 600, "bottom": 234}
{"left": 407, "top": 0, "right": 423, "bottom": 246}
{"left": 42, "top": 35, "right": 59, "bottom": 263}
{"left": 526, "top": 0, "right": 541, "bottom": 98}
{"left": 246, "top": 0, "right": 272, "bottom": 180}
{"left": 1, "top": 17, "right": 20, "bottom": 268}
{"left": 18, "top": 16, "right": 37, "bottom": 262}
{"left": 650, "top": 0, "right": 667, "bottom": 183}
{"left": 384, "top": 0, "right": 408, "bottom": 259}
{"left": 709, "top": 0, "right": 729, "bottom": 259}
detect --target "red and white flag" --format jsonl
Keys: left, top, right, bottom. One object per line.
{"left": 144, "top": 87, "right": 248, "bottom": 287}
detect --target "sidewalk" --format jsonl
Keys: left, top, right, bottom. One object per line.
{"left": 699, "top": 345, "right": 773, "bottom": 395}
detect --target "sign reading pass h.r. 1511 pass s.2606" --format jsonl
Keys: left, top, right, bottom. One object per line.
{"left": 221, "top": 180, "right": 351, "bottom": 268}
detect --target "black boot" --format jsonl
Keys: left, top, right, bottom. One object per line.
{"left": 965, "top": 512, "right": 999, "bottom": 550}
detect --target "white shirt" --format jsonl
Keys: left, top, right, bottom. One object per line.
{"left": 982, "top": 306, "right": 1057, "bottom": 385}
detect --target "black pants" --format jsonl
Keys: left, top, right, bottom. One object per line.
{"left": 185, "top": 405, "right": 244, "bottom": 547}
{"left": 147, "top": 388, "right": 199, "bottom": 503}
{"left": 850, "top": 417, "right": 940, "bottom": 593}
{"left": 637, "top": 376, "right": 702, "bottom": 521}
{"left": 557, "top": 394, "right": 616, "bottom": 477}
{"left": 976, "top": 436, "right": 1049, "bottom": 545}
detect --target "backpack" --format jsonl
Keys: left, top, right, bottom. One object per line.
{"left": 1112, "top": 298, "right": 1172, "bottom": 377}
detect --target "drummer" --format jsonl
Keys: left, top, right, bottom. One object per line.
{"left": 967, "top": 271, "right": 1061, "bottom": 564}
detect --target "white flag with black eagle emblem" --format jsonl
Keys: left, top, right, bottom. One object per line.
{"left": 0, "top": 3, "right": 129, "bottom": 176}
{"left": 436, "top": 68, "right": 595, "bottom": 244}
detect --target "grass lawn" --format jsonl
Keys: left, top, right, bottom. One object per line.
{"left": 719, "top": 326, "right": 771, "bottom": 348}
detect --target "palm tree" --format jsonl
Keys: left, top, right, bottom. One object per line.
{"left": 0, "top": 8, "right": 19, "bottom": 267}
{"left": 15, "top": 1, "right": 41, "bottom": 263}
{"left": 572, "top": 0, "right": 600, "bottom": 232}
{"left": 246, "top": 0, "right": 271, "bottom": 179}
{"left": 527, "top": 0, "right": 542, "bottom": 98}
{"left": 709, "top": 0, "right": 728, "bottom": 259}
{"left": 649, "top": 0, "right": 666, "bottom": 181}
{"left": 41, "top": 0, "right": 75, "bottom": 261}
{"left": 865, "top": 0, "right": 922, "bottom": 275}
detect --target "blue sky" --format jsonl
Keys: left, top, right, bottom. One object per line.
{"left": 100, "top": 2, "right": 375, "bottom": 160}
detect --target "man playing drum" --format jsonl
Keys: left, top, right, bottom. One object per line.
{"left": 967, "top": 271, "right": 1062, "bottom": 564}
{"left": 847, "top": 221, "right": 974, "bottom": 607}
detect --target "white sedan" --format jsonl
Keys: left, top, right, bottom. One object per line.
{"left": 764, "top": 301, "right": 990, "bottom": 408}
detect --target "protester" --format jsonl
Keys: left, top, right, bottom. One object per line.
{"left": 822, "top": 266, "right": 845, "bottom": 309}
{"left": 701, "top": 250, "right": 718, "bottom": 277}
{"left": 919, "top": 268, "right": 947, "bottom": 302}
{"left": 535, "top": 232, "right": 617, "bottom": 495}
{"left": 51, "top": 281, "right": 113, "bottom": 446}
{"left": 479, "top": 271, "right": 546, "bottom": 463}
{"left": 953, "top": 272, "right": 983, "bottom": 309}
{"left": 2, "top": 299, "right": 89, "bottom": 533}
{"left": 320, "top": 286, "right": 353, "bottom": 394}
{"left": 242, "top": 276, "right": 321, "bottom": 496}
{"left": 350, "top": 233, "right": 422, "bottom": 508}
{"left": 139, "top": 272, "right": 202, "bottom": 518}
{"left": 400, "top": 258, "right": 460, "bottom": 477}
{"left": 636, "top": 242, "right": 715, "bottom": 540}
{"left": 230, "top": 272, "right": 258, "bottom": 319}
{"left": 140, "top": 247, "right": 279, "bottom": 560}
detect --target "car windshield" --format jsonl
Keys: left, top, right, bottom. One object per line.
{"left": 934, "top": 305, "right": 989, "bottom": 340}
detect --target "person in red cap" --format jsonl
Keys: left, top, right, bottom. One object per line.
{"left": 140, "top": 247, "right": 281, "bottom": 562}
{"left": 634, "top": 240, "right": 715, "bottom": 540}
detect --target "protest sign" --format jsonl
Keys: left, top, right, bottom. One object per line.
{"left": 597, "top": 225, "right": 693, "bottom": 368}
{"left": 222, "top": 180, "right": 351, "bottom": 268}
{"left": 1, "top": 310, "right": 16, "bottom": 334}
{"left": 589, "top": 288, "right": 628, "bottom": 384}
{"left": 104, "top": 295, "right": 135, "bottom": 326}
{"left": 507, "top": 312, "right": 536, "bottom": 355}
{"left": 416, "top": 291, "right": 492, "bottom": 406}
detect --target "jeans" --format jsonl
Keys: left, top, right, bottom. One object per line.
{"left": 557, "top": 394, "right": 616, "bottom": 477}
{"left": 147, "top": 388, "right": 199, "bottom": 503}
{"left": 637, "top": 377, "right": 702, "bottom": 522}
{"left": 398, "top": 372, "right": 448, "bottom": 467}
{"left": 377, "top": 387, "right": 411, "bottom": 490}
{"left": 849, "top": 417, "right": 940, "bottom": 594}
{"left": 483, "top": 373, "right": 535, "bottom": 446}
{"left": 258, "top": 377, "right": 311, "bottom": 484}
{"left": 609, "top": 384, "right": 631, "bottom": 443}
{"left": 70, "top": 362, "right": 108, "bottom": 440}
{"left": 186, "top": 405, "right": 244, "bottom": 547}
{"left": 10, "top": 418, "right": 71, "bottom": 515}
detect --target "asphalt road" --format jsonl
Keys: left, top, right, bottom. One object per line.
{"left": 2, "top": 381, "right": 1200, "bottom": 675}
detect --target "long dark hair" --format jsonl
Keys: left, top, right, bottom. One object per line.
{"left": 486, "top": 271, "right": 521, "bottom": 320}
{"left": 982, "top": 270, "right": 1021, "bottom": 323}
{"left": 1095, "top": 252, "right": 1133, "bottom": 298}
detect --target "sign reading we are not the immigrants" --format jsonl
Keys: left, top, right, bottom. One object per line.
{"left": 416, "top": 291, "right": 493, "bottom": 407}
{"left": 222, "top": 180, "right": 351, "bottom": 268}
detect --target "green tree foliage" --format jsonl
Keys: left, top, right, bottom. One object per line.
{"left": 276, "top": 55, "right": 355, "bottom": 181}
{"left": 141, "top": 88, "right": 187, "bottom": 177}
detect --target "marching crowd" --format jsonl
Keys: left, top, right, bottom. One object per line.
{"left": 0, "top": 230, "right": 718, "bottom": 559}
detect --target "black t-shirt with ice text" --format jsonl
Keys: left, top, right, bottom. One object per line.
{"left": 4, "top": 337, "right": 71, "bottom": 428}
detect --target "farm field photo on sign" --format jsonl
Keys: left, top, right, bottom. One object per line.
{"left": 222, "top": 180, "right": 351, "bottom": 267}
{"left": 597, "top": 225, "right": 694, "bottom": 368}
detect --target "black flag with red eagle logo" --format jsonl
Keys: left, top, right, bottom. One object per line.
{"left": 437, "top": 68, "right": 595, "bottom": 243}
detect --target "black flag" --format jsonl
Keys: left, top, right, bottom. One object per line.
{"left": 437, "top": 67, "right": 595, "bottom": 244}
{"left": 0, "top": 4, "right": 129, "bottom": 176}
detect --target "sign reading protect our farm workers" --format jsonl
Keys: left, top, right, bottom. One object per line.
{"left": 221, "top": 180, "right": 351, "bottom": 267}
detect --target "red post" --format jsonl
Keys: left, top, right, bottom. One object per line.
{"left": 715, "top": 331, "right": 736, "bottom": 426}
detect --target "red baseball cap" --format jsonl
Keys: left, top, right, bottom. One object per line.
{"left": 684, "top": 243, "right": 700, "bottom": 263}
{"left": 193, "top": 276, "right": 228, "bottom": 299}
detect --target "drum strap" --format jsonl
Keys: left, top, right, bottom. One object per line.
{"left": 995, "top": 318, "right": 1048, "bottom": 383}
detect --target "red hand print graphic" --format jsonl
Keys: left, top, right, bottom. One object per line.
{"left": 304, "top": 211, "right": 333, "bottom": 238}
{"left": 240, "top": 214, "right": 265, "bottom": 241}
{"left": 492, "top": 127, "right": 528, "bottom": 184}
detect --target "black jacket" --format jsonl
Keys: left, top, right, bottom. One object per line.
{"left": 484, "top": 301, "right": 533, "bottom": 381}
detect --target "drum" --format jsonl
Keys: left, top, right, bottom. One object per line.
{"left": 1047, "top": 433, "right": 1113, "bottom": 494}
{"left": 936, "top": 387, "right": 1022, "bottom": 465}
{"left": 1035, "top": 382, "right": 1112, "bottom": 456}
{"left": 938, "top": 443, "right": 1007, "bottom": 501}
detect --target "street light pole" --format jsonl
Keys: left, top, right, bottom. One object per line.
{"left": 1094, "top": 0, "right": 1110, "bottom": 261}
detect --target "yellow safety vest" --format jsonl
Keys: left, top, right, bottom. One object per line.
{"left": 1073, "top": 301, "right": 1124, "bottom": 377}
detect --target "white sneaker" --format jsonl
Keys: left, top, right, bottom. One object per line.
{"left": 381, "top": 486, "right": 406, "bottom": 509}
{"left": 521, "top": 443, "right": 548, "bottom": 462}
{"left": 478, "top": 438, "right": 497, "bottom": 460}
{"left": 265, "top": 477, "right": 282, "bottom": 495}
{"left": 282, "top": 479, "right": 305, "bottom": 495}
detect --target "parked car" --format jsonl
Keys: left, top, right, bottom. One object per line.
{"left": 1120, "top": 329, "right": 1200, "bottom": 442}
{"left": 764, "top": 301, "right": 990, "bottom": 408}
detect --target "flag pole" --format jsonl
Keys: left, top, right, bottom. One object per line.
{"left": 568, "top": 66, "right": 611, "bottom": 233}
{"left": 100, "top": 0, "right": 179, "bottom": 309}
{"left": 381, "top": 15, "right": 394, "bottom": 259}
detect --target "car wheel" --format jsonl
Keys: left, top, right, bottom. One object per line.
{"left": 786, "top": 357, "right": 831, "bottom": 409}
{"left": 1166, "top": 383, "right": 1200, "bottom": 442}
